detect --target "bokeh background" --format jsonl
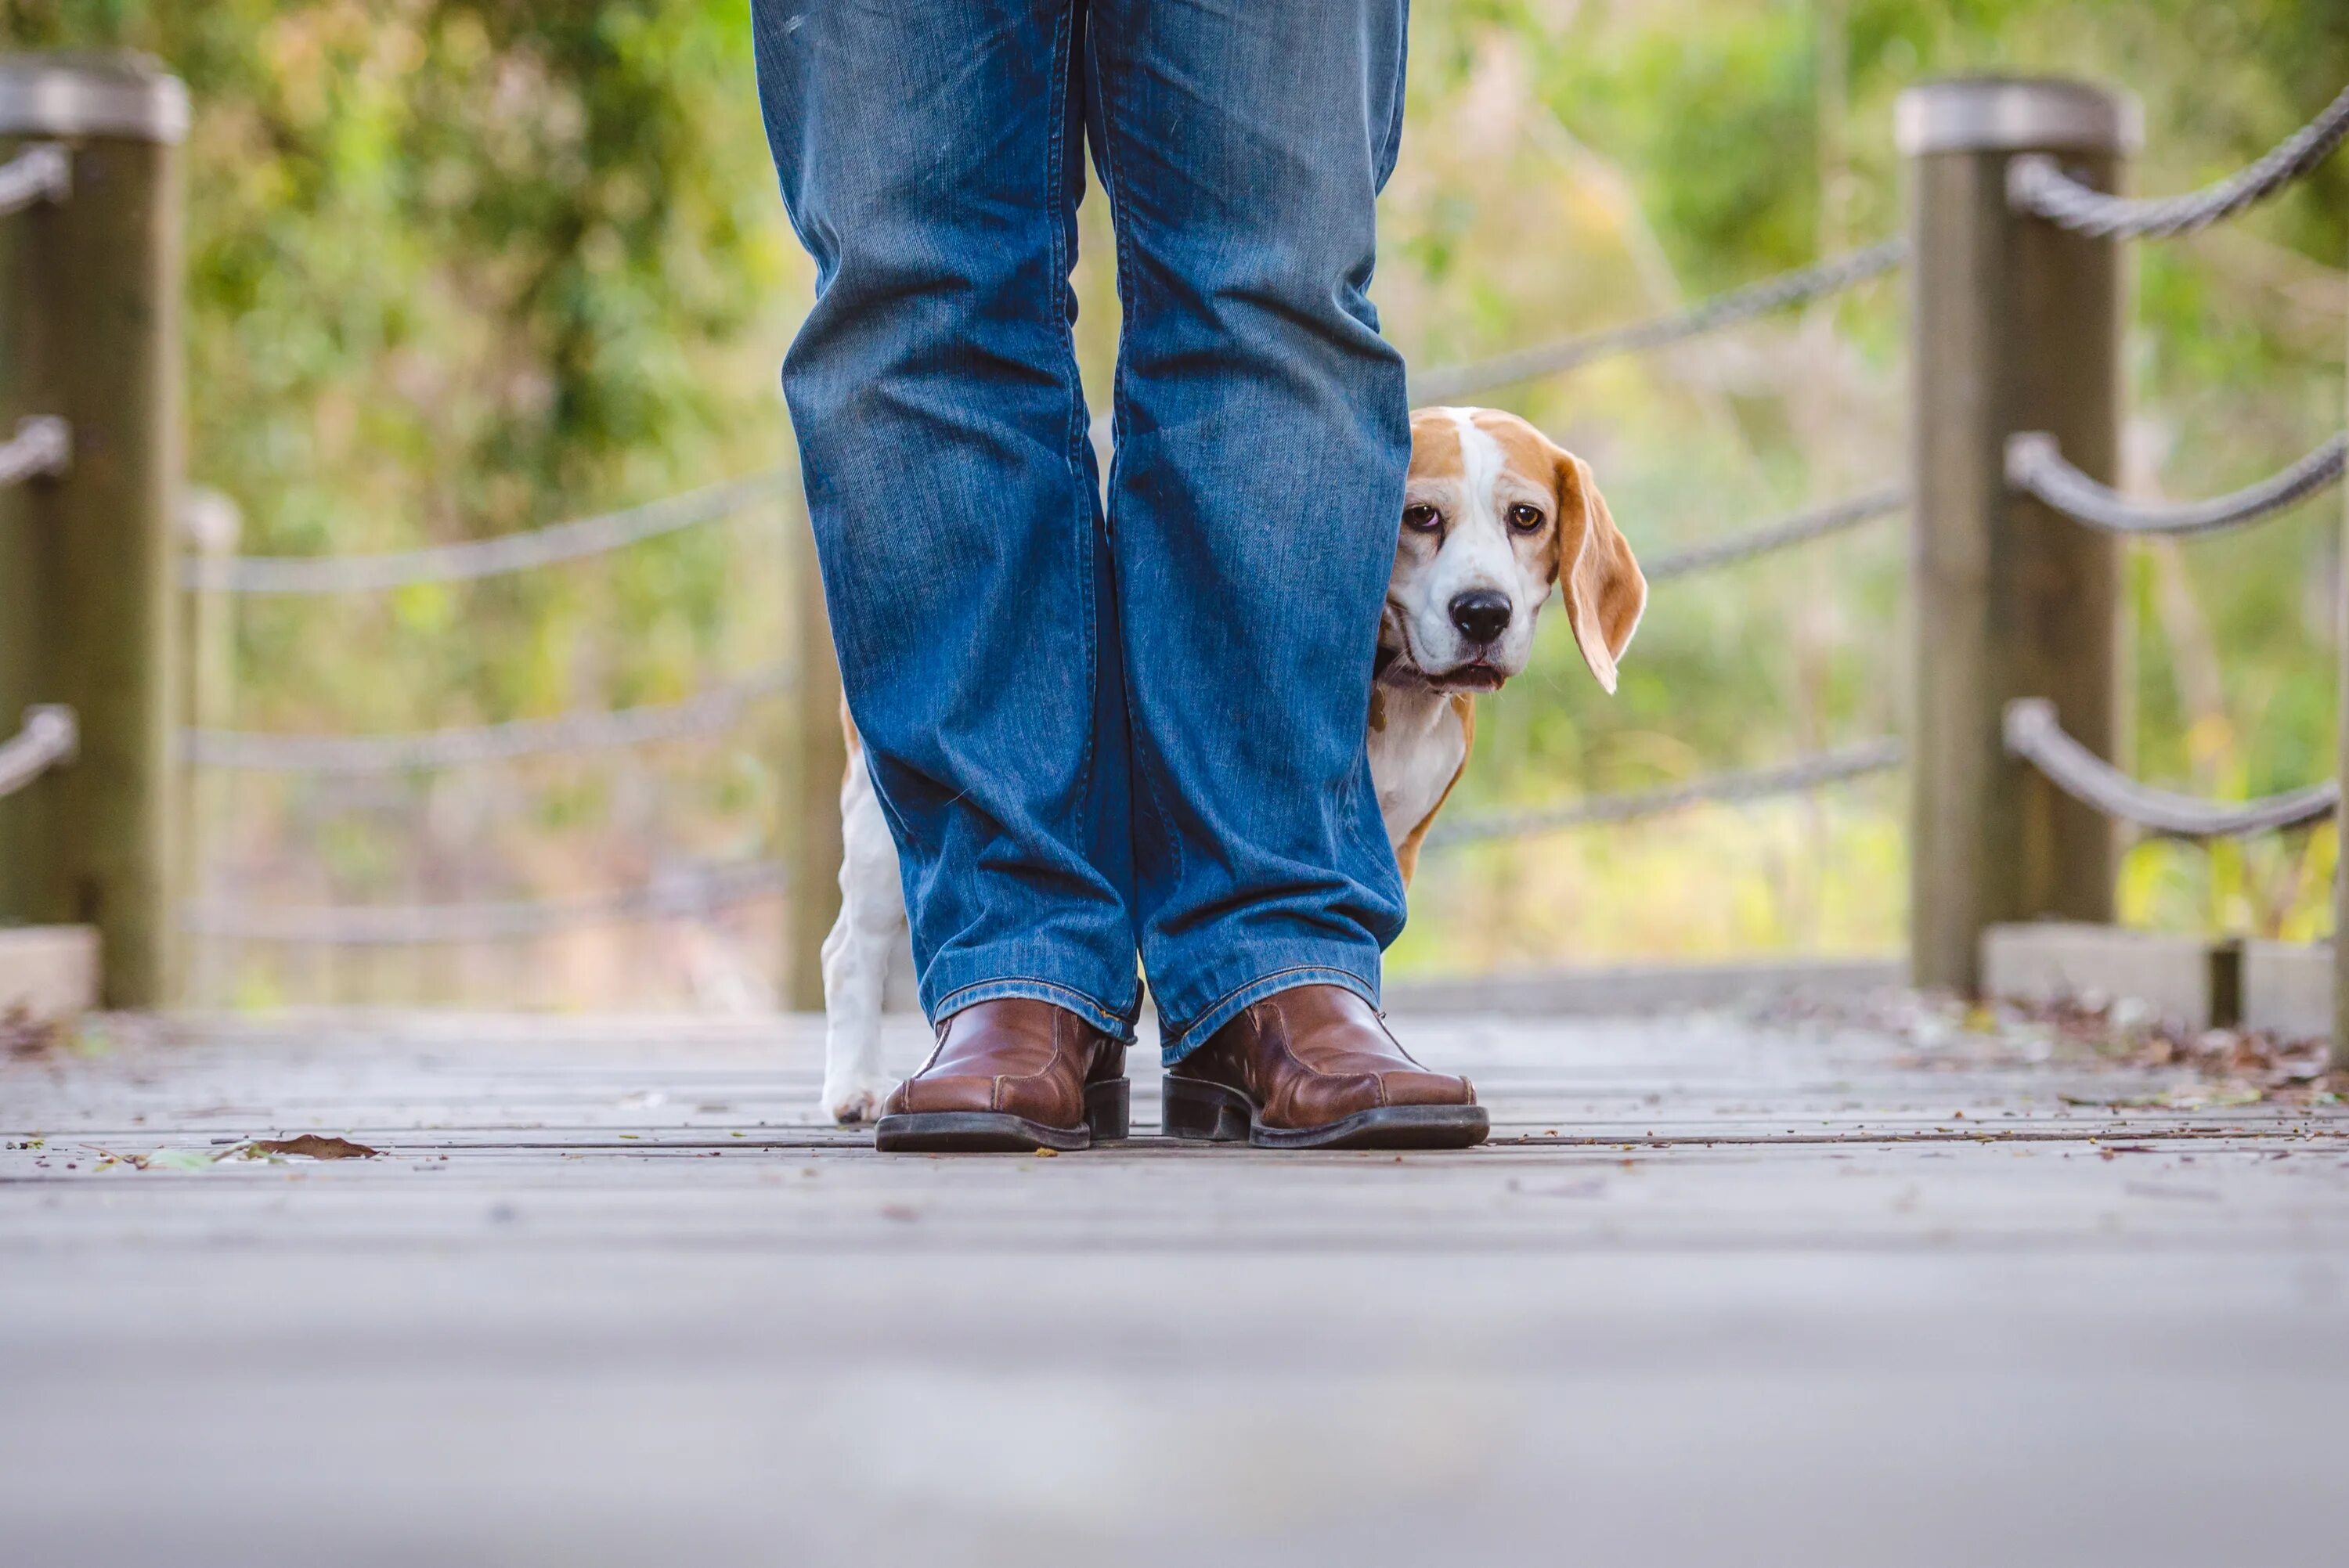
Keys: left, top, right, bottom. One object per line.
{"left": 5, "top": 0, "right": 2344, "bottom": 1008}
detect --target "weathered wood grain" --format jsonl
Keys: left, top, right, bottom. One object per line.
{"left": 2, "top": 1006, "right": 2344, "bottom": 1566}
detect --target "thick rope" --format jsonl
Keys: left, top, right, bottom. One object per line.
{"left": 0, "top": 142, "right": 69, "bottom": 218}
{"left": 1428, "top": 738, "right": 1904, "bottom": 849}
{"left": 0, "top": 706, "right": 77, "bottom": 799}
{"left": 182, "top": 469, "right": 794, "bottom": 594}
{"left": 2007, "top": 431, "right": 2346, "bottom": 537}
{"left": 186, "top": 664, "right": 796, "bottom": 773}
{"left": 181, "top": 856, "right": 789, "bottom": 946}
{"left": 0, "top": 416, "right": 70, "bottom": 488}
{"left": 1644, "top": 487, "right": 1905, "bottom": 583}
{"left": 1408, "top": 240, "right": 1908, "bottom": 404}
{"left": 2004, "top": 699, "right": 2336, "bottom": 838}
{"left": 2009, "top": 81, "right": 2349, "bottom": 240}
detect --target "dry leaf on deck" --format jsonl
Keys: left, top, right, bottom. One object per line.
{"left": 244, "top": 1134, "right": 381, "bottom": 1160}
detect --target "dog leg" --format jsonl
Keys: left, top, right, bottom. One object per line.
{"left": 819, "top": 744, "right": 908, "bottom": 1124}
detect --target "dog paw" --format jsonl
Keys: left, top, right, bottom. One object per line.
{"left": 821, "top": 1072, "right": 896, "bottom": 1126}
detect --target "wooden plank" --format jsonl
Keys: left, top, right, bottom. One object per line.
{"left": 2, "top": 1007, "right": 2344, "bottom": 1564}
{"left": 1992, "top": 925, "right": 2340, "bottom": 1047}
{"left": 4, "top": 1249, "right": 2345, "bottom": 1565}
{"left": 1982, "top": 920, "right": 2218, "bottom": 1027}
{"left": 1385, "top": 957, "right": 1900, "bottom": 1015}
{"left": 2246, "top": 938, "right": 2330, "bottom": 1039}
{"left": 1985, "top": 927, "right": 2333, "bottom": 1044}
{"left": 0, "top": 921, "right": 96, "bottom": 1024}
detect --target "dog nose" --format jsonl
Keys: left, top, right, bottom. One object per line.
{"left": 1449, "top": 589, "right": 1512, "bottom": 647}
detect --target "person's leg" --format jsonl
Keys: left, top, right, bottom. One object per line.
{"left": 752, "top": 0, "right": 1140, "bottom": 1039}
{"left": 1082, "top": 0, "right": 1413, "bottom": 1062}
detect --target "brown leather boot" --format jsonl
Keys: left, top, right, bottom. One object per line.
{"left": 1164, "top": 985, "right": 1487, "bottom": 1149}
{"left": 873, "top": 998, "right": 1129, "bottom": 1152}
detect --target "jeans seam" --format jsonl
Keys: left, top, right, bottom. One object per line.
{"left": 1044, "top": 2, "right": 1105, "bottom": 835}
{"left": 1084, "top": 18, "right": 1188, "bottom": 896}
{"left": 1160, "top": 963, "right": 1379, "bottom": 1056}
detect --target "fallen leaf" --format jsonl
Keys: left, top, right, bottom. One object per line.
{"left": 241, "top": 1134, "right": 380, "bottom": 1161}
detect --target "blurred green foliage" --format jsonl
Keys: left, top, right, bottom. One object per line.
{"left": 1380, "top": 0, "right": 2348, "bottom": 966}
{"left": 4, "top": 0, "right": 2345, "bottom": 998}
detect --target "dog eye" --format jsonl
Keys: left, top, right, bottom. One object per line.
{"left": 1506, "top": 504, "right": 1545, "bottom": 532}
{"left": 1402, "top": 503, "right": 1442, "bottom": 532}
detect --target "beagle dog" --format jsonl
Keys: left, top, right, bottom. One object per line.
{"left": 817, "top": 406, "right": 1645, "bottom": 1123}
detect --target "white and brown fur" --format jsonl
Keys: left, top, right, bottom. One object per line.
{"left": 817, "top": 407, "right": 1645, "bottom": 1123}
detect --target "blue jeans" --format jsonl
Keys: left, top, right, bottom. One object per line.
{"left": 752, "top": 0, "right": 1410, "bottom": 1062}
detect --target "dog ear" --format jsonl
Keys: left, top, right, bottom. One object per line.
{"left": 1553, "top": 451, "right": 1645, "bottom": 695}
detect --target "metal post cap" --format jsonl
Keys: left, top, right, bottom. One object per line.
{"left": 1896, "top": 77, "right": 2142, "bottom": 157}
{"left": 0, "top": 51, "right": 188, "bottom": 143}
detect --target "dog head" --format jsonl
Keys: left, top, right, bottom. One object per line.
{"left": 1379, "top": 406, "right": 1645, "bottom": 695}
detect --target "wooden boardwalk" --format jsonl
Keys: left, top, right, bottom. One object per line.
{"left": 5, "top": 1003, "right": 2346, "bottom": 1566}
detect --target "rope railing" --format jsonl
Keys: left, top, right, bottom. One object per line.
{"left": 2007, "top": 431, "right": 2347, "bottom": 537}
{"left": 1407, "top": 240, "right": 1908, "bottom": 404}
{"left": 0, "top": 141, "right": 69, "bottom": 218}
{"left": 18, "top": 69, "right": 2331, "bottom": 1013}
{"left": 1428, "top": 737, "right": 1904, "bottom": 849}
{"left": 174, "top": 247, "right": 1908, "bottom": 602}
{"left": 0, "top": 705, "right": 77, "bottom": 799}
{"left": 182, "top": 855, "right": 789, "bottom": 946}
{"left": 2003, "top": 698, "right": 2336, "bottom": 838}
{"left": 182, "top": 469, "right": 793, "bottom": 594}
{"left": 2010, "top": 81, "right": 2349, "bottom": 240}
{"left": 0, "top": 415, "right": 70, "bottom": 488}
{"left": 185, "top": 663, "right": 796, "bottom": 774}
{"left": 1644, "top": 486, "right": 1906, "bottom": 584}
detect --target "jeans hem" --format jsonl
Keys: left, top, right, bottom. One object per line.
{"left": 1157, "top": 963, "right": 1380, "bottom": 1066}
{"left": 929, "top": 977, "right": 1140, "bottom": 1045}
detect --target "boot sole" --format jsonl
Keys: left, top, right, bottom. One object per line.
{"left": 874, "top": 1080, "right": 1129, "bottom": 1154}
{"left": 1161, "top": 1076, "right": 1488, "bottom": 1150}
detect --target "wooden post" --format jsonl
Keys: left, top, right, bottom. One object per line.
{"left": 0, "top": 55, "right": 187, "bottom": 1008}
{"left": 784, "top": 478, "right": 846, "bottom": 1011}
{"left": 1899, "top": 78, "right": 2137, "bottom": 994}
